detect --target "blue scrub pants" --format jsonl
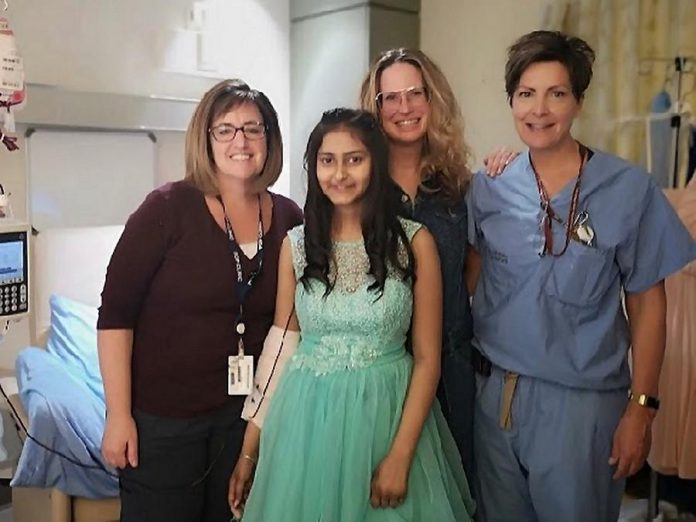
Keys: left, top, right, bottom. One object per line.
{"left": 474, "top": 366, "right": 627, "bottom": 522}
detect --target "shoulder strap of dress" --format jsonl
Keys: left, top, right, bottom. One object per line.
{"left": 286, "top": 225, "right": 306, "bottom": 278}
{"left": 398, "top": 217, "right": 423, "bottom": 242}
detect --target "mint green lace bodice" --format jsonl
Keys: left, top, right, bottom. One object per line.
{"left": 287, "top": 219, "right": 422, "bottom": 375}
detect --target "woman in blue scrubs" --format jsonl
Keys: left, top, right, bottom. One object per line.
{"left": 467, "top": 30, "right": 696, "bottom": 522}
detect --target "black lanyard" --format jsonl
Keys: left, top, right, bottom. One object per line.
{"left": 217, "top": 194, "right": 264, "bottom": 356}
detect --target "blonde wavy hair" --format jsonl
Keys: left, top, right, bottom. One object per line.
{"left": 360, "top": 48, "right": 471, "bottom": 202}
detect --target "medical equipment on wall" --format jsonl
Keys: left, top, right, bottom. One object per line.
{"left": 0, "top": 1, "right": 26, "bottom": 152}
{"left": 0, "top": 218, "right": 30, "bottom": 324}
{"left": 0, "top": 179, "right": 30, "bottom": 326}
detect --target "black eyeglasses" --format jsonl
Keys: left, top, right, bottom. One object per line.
{"left": 209, "top": 122, "right": 266, "bottom": 142}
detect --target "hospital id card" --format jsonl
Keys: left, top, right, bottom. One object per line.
{"left": 228, "top": 355, "right": 254, "bottom": 395}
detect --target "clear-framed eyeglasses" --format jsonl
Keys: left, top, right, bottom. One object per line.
{"left": 209, "top": 122, "right": 266, "bottom": 142}
{"left": 375, "top": 86, "right": 430, "bottom": 112}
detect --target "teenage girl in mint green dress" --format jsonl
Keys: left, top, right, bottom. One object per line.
{"left": 229, "top": 108, "right": 475, "bottom": 522}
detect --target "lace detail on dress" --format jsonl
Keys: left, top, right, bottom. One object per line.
{"left": 398, "top": 217, "right": 422, "bottom": 242}
{"left": 289, "top": 336, "right": 385, "bottom": 375}
{"left": 287, "top": 220, "right": 423, "bottom": 294}
{"left": 287, "top": 225, "right": 307, "bottom": 279}
{"left": 329, "top": 241, "right": 370, "bottom": 293}
{"left": 285, "top": 220, "right": 422, "bottom": 376}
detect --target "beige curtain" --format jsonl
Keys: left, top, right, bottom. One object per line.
{"left": 543, "top": 0, "right": 696, "bottom": 165}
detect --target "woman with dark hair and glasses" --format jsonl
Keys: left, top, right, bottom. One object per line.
{"left": 228, "top": 108, "right": 475, "bottom": 521}
{"left": 467, "top": 31, "right": 696, "bottom": 521}
{"left": 97, "top": 79, "right": 302, "bottom": 522}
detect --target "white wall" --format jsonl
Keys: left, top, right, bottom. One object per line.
{"left": 9, "top": 0, "right": 290, "bottom": 106}
{"left": 0, "top": 0, "right": 290, "bottom": 367}
{"left": 1, "top": 0, "right": 291, "bottom": 216}
{"left": 290, "top": 5, "right": 370, "bottom": 202}
{"left": 289, "top": 1, "right": 418, "bottom": 203}
{"left": 421, "top": 0, "right": 548, "bottom": 167}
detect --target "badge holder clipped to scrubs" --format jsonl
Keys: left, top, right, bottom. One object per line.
{"left": 0, "top": 3, "right": 26, "bottom": 153}
{"left": 219, "top": 195, "right": 264, "bottom": 396}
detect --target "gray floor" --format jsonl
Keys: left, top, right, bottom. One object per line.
{"left": 0, "top": 491, "right": 690, "bottom": 522}
{"left": 619, "top": 498, "right": 696, "bottom": 521}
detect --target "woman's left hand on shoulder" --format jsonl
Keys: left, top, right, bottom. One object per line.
{"left": 370, "top": 453, "right": 410, "bottom": 509}
{"left": 483, "top": 146, "right": 519, "bottom": 176}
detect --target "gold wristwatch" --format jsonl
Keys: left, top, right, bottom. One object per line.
{"left": 628, "top": 391, "right": 660, "bottom": 411}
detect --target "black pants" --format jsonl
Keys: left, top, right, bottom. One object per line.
{"left": 437, "top": 348, "right": 476, "bottom": 481}
{"left": 119, "top": 404, "right": 245, "bottom": 522}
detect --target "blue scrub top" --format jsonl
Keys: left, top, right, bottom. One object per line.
{"left": 467, "top": 149, "right": 696, "bottom": 390}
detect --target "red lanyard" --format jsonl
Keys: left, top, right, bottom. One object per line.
{"left": 531, "top": 144, "right": 588, "bottom": 257}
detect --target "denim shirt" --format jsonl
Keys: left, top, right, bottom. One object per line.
{"left": 395, "top": 182, "right": 473, "bottom": 357}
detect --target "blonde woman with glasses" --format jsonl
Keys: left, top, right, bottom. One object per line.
{"left": 360, "top": 49, "right": 515, "bottom": 485}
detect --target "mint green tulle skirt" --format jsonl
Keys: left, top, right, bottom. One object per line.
{"left": 242, "top": 349, "right": 475, "bottom": 521}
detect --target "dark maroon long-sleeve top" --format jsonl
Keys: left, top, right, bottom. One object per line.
{"left": 98, "top": 180, "right": 303, "bottom": 417}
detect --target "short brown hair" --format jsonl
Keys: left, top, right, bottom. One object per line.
{"left": 360, "top": 48, "right": 471, "bottom": 203}
{"left": 505, "top": 31, "right": 595, "bottom": 104}
{"left": 184, "top": 79, "right": 283, "bottom": 194}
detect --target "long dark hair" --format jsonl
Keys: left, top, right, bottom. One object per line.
{"left": 301, "top": 108, "right": 415, "bottom": 297}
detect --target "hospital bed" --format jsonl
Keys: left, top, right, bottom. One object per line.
{"left": 4, "top": 225, "right": 122, "bottom": 522}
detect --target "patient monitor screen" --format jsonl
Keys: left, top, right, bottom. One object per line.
{"left": 0, "top": 227, "right": 29, "bottom": 318}
{"left": 0, "top": 241, "right": 24, "bottom": 284}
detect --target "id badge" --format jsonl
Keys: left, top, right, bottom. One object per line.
{"left": 228, "top": 355, "right": 254, "bottom": 395}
